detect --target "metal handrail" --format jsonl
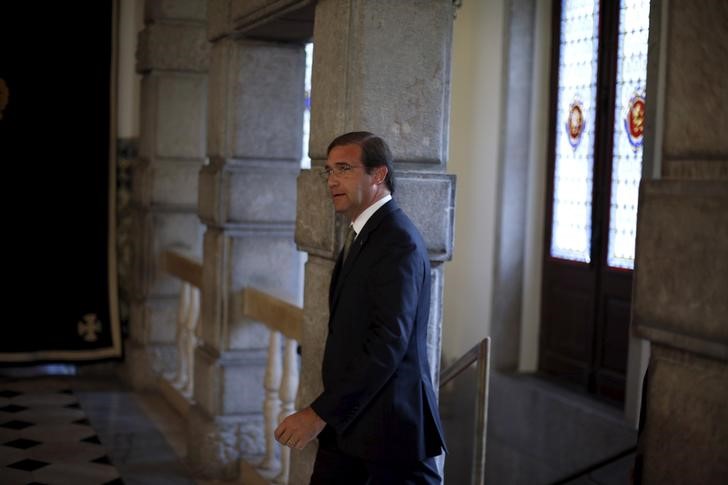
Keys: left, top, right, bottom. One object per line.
{"left": 439, "top": 337, "right": 491, "bottom": 485}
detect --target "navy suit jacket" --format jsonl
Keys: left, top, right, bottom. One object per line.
{"left": 310, "top": 200, "right": 446, "bottom": 463}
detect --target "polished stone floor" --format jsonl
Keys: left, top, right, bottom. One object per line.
{"left": 484, "top": 371, "right": 637, "bottom": 485}
{"left": 0, "top": 378, "right": 123, "bottom": 484}
{"left": 439, "top": 367, "right": 638, "bottom": 485}
{"left": 2, "top": 369, "right": 638, "bottom": 485}
{"left": 0, "top": 374, "right": 197, "bottom": 485}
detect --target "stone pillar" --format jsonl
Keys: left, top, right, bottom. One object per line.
{"left": 292, "top": 1, "right": 456, "bottom": 482}
{"left": 126, "top": 0, "right": 209, "bottom": 389}
{"left": 187, "top": 17, "right": 306, "bottom": 479}
{"left": 490, "top": 0, "right": 537, "bottom": 370}
{"left": 632, "top": 1, "right": 728, "bottom": 483}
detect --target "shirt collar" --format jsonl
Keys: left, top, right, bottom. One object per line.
{"left": 351, "top": 194, "right": 392, "bottom": 236}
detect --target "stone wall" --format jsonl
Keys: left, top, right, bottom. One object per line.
{"left": 125, "top": 0, "right": 209, "bottom": 390}
{"left": 633, "top": 1, "right": 728, "bottom": 482}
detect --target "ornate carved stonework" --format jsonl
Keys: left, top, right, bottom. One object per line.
{"left": 187, "top": 406, "right": 265, "bottom": 480}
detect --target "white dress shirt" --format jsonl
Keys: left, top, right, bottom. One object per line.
{"left": 351, "top": 194, "right": 392, "bottom": 237}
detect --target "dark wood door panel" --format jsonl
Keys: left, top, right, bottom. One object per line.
{"left": 593, "top": 367, "right": 626, "bottom": 402}
{"left": 542, "top": 284, "right": 593, "bottom": 361}
{"left": 591, "top": 270, "right": 633, "bottom": 401}
{"left": 598, "top": 294, "right": 630, "bottom": 373}
{"left": 540, "top": 260, "right": 596, "bottom": 388}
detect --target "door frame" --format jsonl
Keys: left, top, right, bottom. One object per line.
{"left": 517, "top": 0, "right": 668, "bottom": 429}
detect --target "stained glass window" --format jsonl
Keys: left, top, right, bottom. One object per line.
{"left": 301, "top": 43, "right": 313, "bottom": 169}
{"left": 607, "top": 0, "right": 650, "bottom": 269}
{"left": 550, "top": 0, "right": 600, "bottom": 263}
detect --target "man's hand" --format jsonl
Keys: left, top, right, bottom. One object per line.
{"left": 274, "top": 407, "right": 326, "bottom": 450}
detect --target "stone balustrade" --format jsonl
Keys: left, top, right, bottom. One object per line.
{"left": 158, "top": 250, "right": 203, "bottom": 416}
{"left": 161, "top": 249, "right": 303, "bottom": 484}
{"left": 239, "top": 288, "right": 303, "bottom": 485}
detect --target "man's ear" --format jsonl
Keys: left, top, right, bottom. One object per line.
{"left": 375, "top": 166, "right": 388, "bottom": 185}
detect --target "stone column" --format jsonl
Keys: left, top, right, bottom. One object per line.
{"left": 126, "top": 0, "right": 209, "bottom": 389}
{"left": 187, "top": 16, "right": 307, "bottom": 479}
{"left": 292, "top": 1, "right": 456, "bottom": 482}
{"left": 490, "top": 0, "right": 537, "bottom": 370}
{"left": 632, "top": 1, "right": 728, "bottom": 483}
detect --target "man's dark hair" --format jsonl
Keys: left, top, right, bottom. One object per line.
{"left": 327, "top": 131, "right": 395, "bottom": 194}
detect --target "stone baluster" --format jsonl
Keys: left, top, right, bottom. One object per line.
{"left": 181, "top": 286, "right": 200, "bottom": 398}
{"left": 259, "top": 330, "right": 283, "bottom": 471}
{"left": 172, "top": 283, "right": 200, "bottom": 398}
{"left": 274, "top": 338, "right": 300, "bottom": 485}
{"left": 173, "top": 283, "right": 192, "bottom": 388}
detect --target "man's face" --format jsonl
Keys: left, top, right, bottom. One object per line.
{"left": 325, "top": 143, "right": 386, "bottom": 221}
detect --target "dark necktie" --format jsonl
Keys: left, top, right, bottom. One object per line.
{"left": 342, "top": 225, "right": 356, "bottom": 262}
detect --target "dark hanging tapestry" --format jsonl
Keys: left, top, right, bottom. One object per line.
{"left": 0, "top": 1, "right": 122, "bottom": 363}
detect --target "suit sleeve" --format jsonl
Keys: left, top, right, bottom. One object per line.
{"left": 310, "top": 238, "right": 425, "bottom": 434}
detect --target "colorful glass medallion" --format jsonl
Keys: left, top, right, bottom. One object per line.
{"left": 624, "top": 90, "right": 646, "bottom": 150}
{"left": 566, "top": 97, "right": 585, "bottom": 149}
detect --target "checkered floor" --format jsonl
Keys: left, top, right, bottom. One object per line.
{"left": 0, "top": 381, "right": 122, "bottom": 485}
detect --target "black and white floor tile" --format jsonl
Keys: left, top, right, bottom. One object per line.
{"left": 0, "top": 381, "right": 122, "bottom": 485}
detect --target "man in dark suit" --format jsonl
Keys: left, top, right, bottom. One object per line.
{"left": 275, "top": 132, "right": 446, "bottom": 484}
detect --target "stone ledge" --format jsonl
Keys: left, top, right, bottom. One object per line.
{"left": 636, "top": 324, "right": 728, "bottom": 361}
{"left": 633, "top": 179, "right": 728, "bottom": 360}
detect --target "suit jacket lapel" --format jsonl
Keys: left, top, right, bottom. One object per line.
{"left": 330, "top": 200, "right": 399, "bottom": 315}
